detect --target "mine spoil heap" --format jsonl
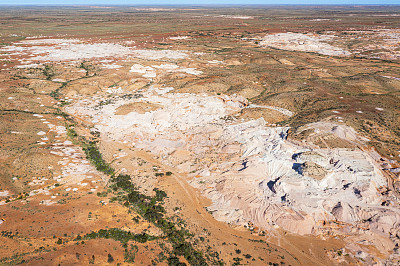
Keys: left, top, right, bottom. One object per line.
{"left": 68, "top": 85, "right": 399, "bottom": 260}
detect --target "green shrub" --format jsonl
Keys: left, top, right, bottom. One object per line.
{"left": 82, "top": 142, "right": 114, "bottom": 175}
{"left": 84, "top": 228, "right": 156, "bottom": 244}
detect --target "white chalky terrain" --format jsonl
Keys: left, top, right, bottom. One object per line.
{"left": 260, "top": 32, "right": 351, "bottom": 57}
{"left": 130, "top": 63, "right": 202, "bottom": 78}
{"left": 67, "top": 84, "right": 397, "bottom": 255}
{"left": 0, "top": 38, "right": 188, "bottom": 62}
{"left": 5, "top": 35, "right": 399, "bottom": 260}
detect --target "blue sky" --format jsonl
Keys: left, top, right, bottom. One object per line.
{"left": 0, "top": 0, "right": 399, "bottom": 5}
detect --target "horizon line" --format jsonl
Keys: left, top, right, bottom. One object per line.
{"left": 1, "top": 3, "right": 400, "bottom": 6}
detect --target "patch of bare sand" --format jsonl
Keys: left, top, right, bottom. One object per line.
{"left": 28, "top": 79, "right": 61, "bottom": 94}
{"left": 115, "top": 102, "right": 162, "bottom": 115}
{"left": 239, "top": 107, "right": 287, "bottom": 124}
{"left": 64, "top": 76, "right": 121, "bottom": 96}
{"left": 175, "top": 82, "right": 230, "bottom": 94}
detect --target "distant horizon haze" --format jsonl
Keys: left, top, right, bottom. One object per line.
{"left": 0, "top": 1, "right": 400, "bottom": 6}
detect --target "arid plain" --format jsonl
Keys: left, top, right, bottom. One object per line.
{"left": 0, "top": 5, "right": 400, "bottom": 265}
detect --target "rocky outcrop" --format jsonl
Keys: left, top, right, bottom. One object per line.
{"left": 260, "top": 32, "right": 351, "bottom": 57}
{"left": 298, "top": 161, "right": 327, "bottom": 180}
{"left": 68, "top": 87, "right": 399, "bottom": 258}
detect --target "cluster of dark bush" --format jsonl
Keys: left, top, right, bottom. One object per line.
{"left": 64, "top": 127, "right": 211, "bottom": 265}
{"left": 84, "top": 228, "right": 155, "bottom": 244}
{"left": 109, "top": 174, "right": 208, "bottom": 265}
{"left": 82, "top": 141, "right": 115, "bottom": 175}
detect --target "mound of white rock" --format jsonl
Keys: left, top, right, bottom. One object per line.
{"left": 1, "top": 38, "right": 189, "bottom": 62}
{"left": 259, "top": 32, "right": 351, "bottom": 57}
{"left": 67, "top": 86, "right": 398, "bottom": 258}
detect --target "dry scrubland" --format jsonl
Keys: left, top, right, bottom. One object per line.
{"left": 0, "top": 5, "right": 400, "bottom": 265}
